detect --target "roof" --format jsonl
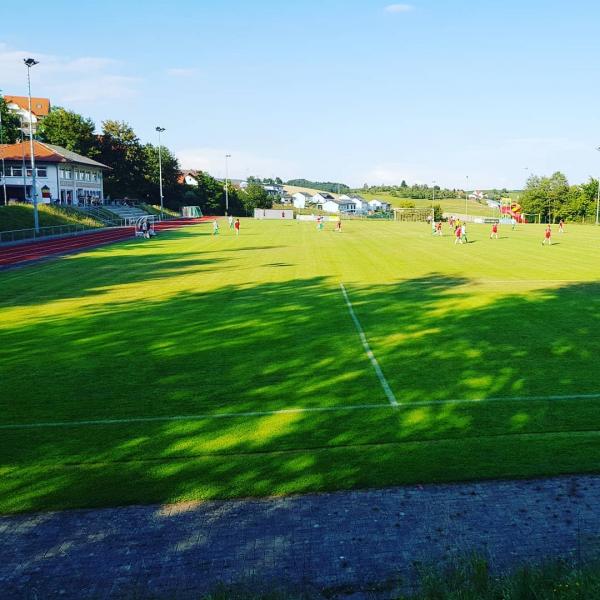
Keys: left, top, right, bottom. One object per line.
{"left": 0, "top": 141, "right": 110, "bottom": 169}
{"left": 4, "top": 95, "right": 51, "bottom": 117}
{"left": 293, "top": 191, "right": 312, "bottom": 198}
{"left": 178, "top": 169, "right": 200, "bottom": 184}
{"left": 314, "top": 192, "right": 335, "bottom": 199}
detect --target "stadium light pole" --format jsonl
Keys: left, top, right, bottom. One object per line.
{"left": 24, "top": 58, "right": 39, "bottom": 232}
{"left": 0, "top": 89, "right": 6, "bottom": 205}
{"left": 465, "top": 175, "right": 469, "bottom": 219}
{"left": 432, "top": 180, "right": 436, "bottom": 222}
{"left": 224, "top": 153, "right": 231, "bottom": 215}
{"left": 155, "top": 126, "right": 165, "bottom": 218}
{"left": 596, "top": 147, "right": 600, "bottom": 225}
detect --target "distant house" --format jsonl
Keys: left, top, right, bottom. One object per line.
{"left": 322, "top": 199, "right": 341, "bottom": 213}
{"left": 4, "top": 95, "right": 51, "bottom": 135}
{"left": 368, "top": 198, "right": 391, "bottom": 212}
{"left": 312, "top": 192, "right": 335, "bottom": 205}
{"left": 263, "top": 183, "right": 284, "bottom": 197}
{"left": 292, "top": 192, "right": 312, "bottom": 209}
{"left": 339, "top": 194, "right": 368, "bottom": 214}
{"left": 280, "top": 192, "right": 293, "bottom": 204}
{"left": 178, "top": 170, "right": 201, "bottom": 186}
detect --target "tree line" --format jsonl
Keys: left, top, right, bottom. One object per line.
{"left": 358, "top": 181, "right": 463, "bottom": 200}
{"left": 286, "top": 179, "right": 350, "bottom": 194}
{"left": 519, "top": 172, "right": 599, "bottom": 223}
{"left": 0, "top": 98, "right": 269, "bottom": 215}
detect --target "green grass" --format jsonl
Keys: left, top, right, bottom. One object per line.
{"left": 359, "top": 191, "right": 499, "bottom": 217}
{"left": 1, "top": 219, "right": 600, "bottom": 513}
{"left": 0, "top": 203, "right": 103, "bottom": 232}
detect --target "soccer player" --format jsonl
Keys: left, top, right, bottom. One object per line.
{"left": 461, "top": 223, "right": 468, "bottom": 244}
{"left": 228, "top": 215, "right": 234, "bottom": 230}
{"left": 542, "top": 225, "right": 552, "bottom": 245}
{"left": 234, "top": 218, "right": 240, "bottom": 236}
{"left": 335, "top": 218, "right": 342, "bottom": 232}
{"left": 490, "top": 223, "right": 499, "bottom": 239}
{"left": 454, "top": 225, "right": 463, "bottom": 244}
{"left": 213, "top": 219, "right": 219, "bottom": 236}
{"left": 558, "top": 219, "right": 565, "bottom": 233}
{"left": 436, "top": 221, "right": 443, "bottom": 236}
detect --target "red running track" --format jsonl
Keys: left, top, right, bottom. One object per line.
{"left": 0, "top": 217, "right": 211, "bottom": 268}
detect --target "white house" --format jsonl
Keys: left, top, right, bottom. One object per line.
{"left": 368, "top": 198, "right": 391, "bottom": 212}
{"left": 292, "top": 192, "right": 312, "bottom": 209}
{"left": 178, "top": 169, "right": 201, "bottom": 186}
{"left": 339, "top": 194, "right": 368, "bottom": 214}
{"left": 311, "top": 192, "right": 335, "bottom": 205}
{"left": 4, "top": 95, "right": 51, "bottom": 136}
{"left": 322, "top": 199, "right": 341, "bottom": 213}
{"left": 0, "top": 140, "right": 109, "bottom": 205}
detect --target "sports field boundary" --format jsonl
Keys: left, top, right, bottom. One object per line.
{"left": 4, "top": 392, "right": 600, "bottom": 430}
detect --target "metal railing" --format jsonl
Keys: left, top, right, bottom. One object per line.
{"left": 0, "top": 220, "right": 132, "bottom": 244}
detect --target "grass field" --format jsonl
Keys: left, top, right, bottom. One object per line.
{"left": 2, "top": 219, "right": 600, "bottom": 513}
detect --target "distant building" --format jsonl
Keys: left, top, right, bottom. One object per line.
{"left": 178, "top": 170, "right": 201, "bottom": 186}
{"left": 3, "top": 95, "right": 51, "bottom": 135}
{"left": 263, "top": 183, "right": 283, "bottom": 197}
{"left": 322, "top": 199, "right": 341, "bottom": 213}
{"left": 0, "top": 141, "right": 109, "bottom": 205}
{"left": 311, "top": 192, "right": 335, "bottom": 205}
{"left": 368, "top": 198, "right": 391, "bottom": 212}
{"left": 292, "top": 192, "right": 312, "bottom": 209}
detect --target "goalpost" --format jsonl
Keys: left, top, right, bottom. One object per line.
{"left": 393, "top": 207, "right": 434, "bottom": 222}
{"left": 521, "top": 213, "right": 541, "bottom": 224}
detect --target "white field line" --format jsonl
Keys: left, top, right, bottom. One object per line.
{"left": 340, "top": 283, "right": 398, "bottom": 406}
{"left": 3, "top": 392, "right": 600, "bottom": 430}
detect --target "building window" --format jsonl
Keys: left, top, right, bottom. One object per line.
{"left": 10, "top": 166, "right": 23, "bottom": 177}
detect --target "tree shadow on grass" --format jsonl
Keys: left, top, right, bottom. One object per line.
{"left": 1, "top": 272, "right": 600, "bottom": 515}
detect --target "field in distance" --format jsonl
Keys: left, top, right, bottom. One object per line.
{"left": 1, "top": 219, "right": 600, "bottom": 513}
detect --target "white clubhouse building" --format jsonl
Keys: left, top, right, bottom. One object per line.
{"left": 0, "top": 141, "right": 109, "bottom": 205}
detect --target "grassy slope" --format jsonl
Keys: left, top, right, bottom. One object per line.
{"left": 0, "top": 203, "right": 103, "bottom": 232}
{"left": 1, "top": 219, "right": 600, "bottom": 513}
{"left": 358, "top": 191, "right": 496, "bottom": 216}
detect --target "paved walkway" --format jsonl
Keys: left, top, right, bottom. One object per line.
{"left": 2, "top": 475, "right": 600, "bottom": 599}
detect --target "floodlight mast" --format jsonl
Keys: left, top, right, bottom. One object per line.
{"left": 24, "top": 58, "right": 39, "bottom": 232}
{"left": 0, "top": 88, "right": 6, "bottom": 205}
{"left": 224, "top": 154, "right": 231, "bottom": 215}
{"left": 155, "top": 127, "right": 165, "bottom": 217}
{"left": 465, "top": 175, "right": 469, "bottom": 219}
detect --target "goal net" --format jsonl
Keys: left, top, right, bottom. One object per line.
{"left": 393, "top": 207, "right": 433, "bottom": 222}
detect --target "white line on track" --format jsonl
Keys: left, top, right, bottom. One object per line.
{"left": 340, "top": 282, "right": 398, "bottom": 406}
{"left": 3, "top": 393, "right": 600, "bottom": 430}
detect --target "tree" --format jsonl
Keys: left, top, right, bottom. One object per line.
{"left": 97, "top": 120, "right": 146, "bottom": 199}
{"left": 400, "top": 180, "right": 408, "bottom": 188}
{"left": 142, "top": 143, "right": 181, "bottom": 205}
{"left": 37, "top": 107, "right": 97, "bottom": 157}
{"left": 0, "top": 98, "right": 21, "bottom": 144}
{"left": 240, "top": 182, "right": 272, "bottom": 214}
{"left": 520, "top": 172, "right": 569, "bottom": 223}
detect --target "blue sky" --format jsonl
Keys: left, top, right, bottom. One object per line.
{"left": 2, "top": 0, "right": 600, "bottom": 189}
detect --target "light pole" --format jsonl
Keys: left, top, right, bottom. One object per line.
{"left": 596, "top": 147, "right": 600, "bottom": 225}
{"left": 431, "top": 180, "right": 436, "bottom": 224}
{"left": 24, "top": 58, "right": 39, "bottom": 232}
{"left": 224, "top": 154, "right": 231, "bottom": 215}
{"left": 465, "top": 175, "right": 469, "bottom": 219}
{"left": 0, "top": 89, "right": 6, "bottom": 205}
{"left": 155, "top": 127, "right": 165, "bottom": 217}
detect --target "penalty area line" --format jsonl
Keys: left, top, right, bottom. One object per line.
{"left": 340, "top": 283, "right": 399, "bottom": 406}
{"left": 3, "top": 392, "right": 600, "bottom": 430}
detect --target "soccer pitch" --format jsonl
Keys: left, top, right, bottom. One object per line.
{"left": 2, "top": 219, "right": 600, "bottom": 513}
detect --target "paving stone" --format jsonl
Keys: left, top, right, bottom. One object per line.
{"left": 1, "top": 475, "right": 600, "bottom": 599}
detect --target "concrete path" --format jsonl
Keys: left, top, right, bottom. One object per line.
{"left": 2, "top": 475, "right": 600, "bottom": 600}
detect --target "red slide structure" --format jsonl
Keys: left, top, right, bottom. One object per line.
{"left": 0, "top": 217, "right": 211, "bottom": 269}
{"left": 500, "top": 202, "right": 526, "bottom": 223}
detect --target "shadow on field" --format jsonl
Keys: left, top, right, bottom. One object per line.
{"left": 1, "top": 259, "right": 600, "bottom": 516}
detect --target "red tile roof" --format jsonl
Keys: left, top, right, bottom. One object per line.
{"left": 4, "top": 95, "right": 51, "bottom": 117}
{"left": 0, "top": 141, "right": 109, "bottom": 169}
